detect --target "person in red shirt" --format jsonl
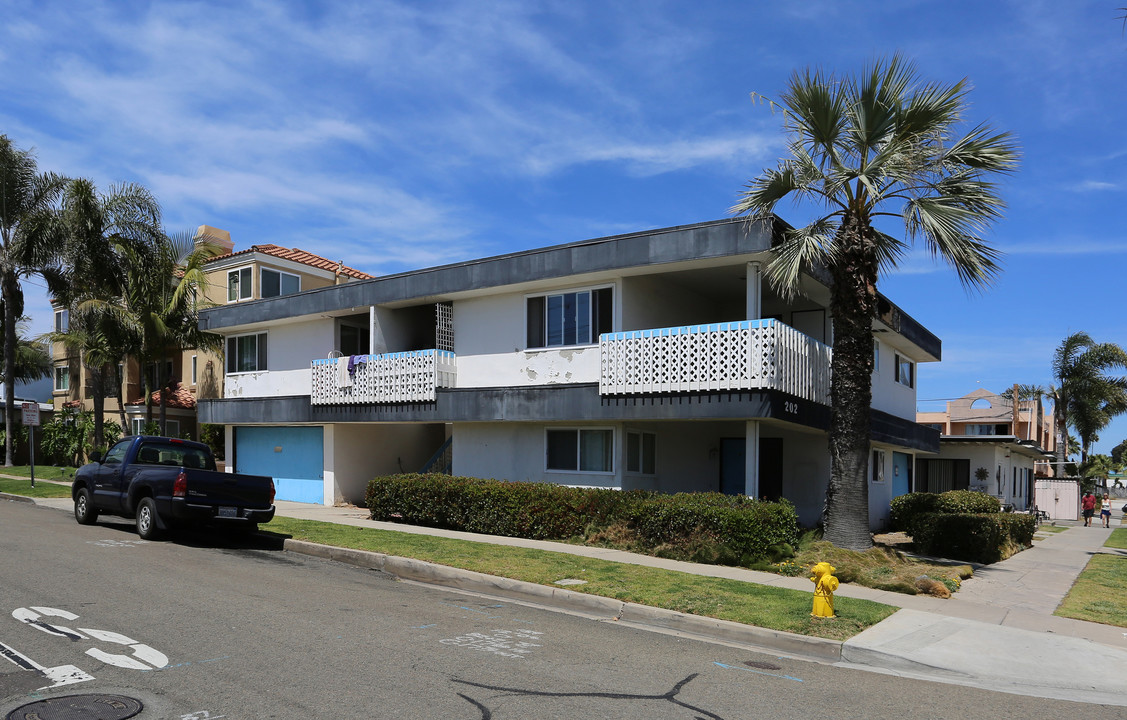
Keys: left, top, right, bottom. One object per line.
{"left": 1081, "top": 491, "right": 1097, "bottom": 526}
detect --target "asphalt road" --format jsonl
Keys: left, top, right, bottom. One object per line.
{"left": 0, "top": 498, "right": 1120, "bottom": 720}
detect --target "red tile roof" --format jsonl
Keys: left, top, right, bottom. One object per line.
{"left": 207, "top": 244, "right": 373, "bottom": 280}
{"left": 128, "top": 383, "right": 197, "bottom": 409}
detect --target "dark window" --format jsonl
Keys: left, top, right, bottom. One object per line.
{"left": 546, "top": 428, "right": 613, "bottom": 473}
{"left": 527, "top": 288, "right": 612, "bottom": 348}
{"left": 262, "top": 268, "right": 300, "bottom": 298}
{"left": 226, "top": 333, "right": 268, "bottom": 373}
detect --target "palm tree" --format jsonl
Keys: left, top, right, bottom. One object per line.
{"left": 1051, "top": 332, "right": 1127, "bottom": 466}
{"left": 87, "top": 229, "right": 223, "bottom": 436}
{"left": 44, "top": 178, "right": 164, "bottom": 450}
{"left": 731, "top": 56, "right": 1018, "bottom": 549}
{"left": 0, "top": 135, "right": 66, "bottom": 466}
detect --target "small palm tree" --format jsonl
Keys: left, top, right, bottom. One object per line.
{"left": 1051, "top": 332, "right": 1127, "bottom": 466}
{"left": 732, "top": 55, "right": 1018, "bottom": 549}
{"left": 0, "top": 135, "right": 66, "bottom": 465}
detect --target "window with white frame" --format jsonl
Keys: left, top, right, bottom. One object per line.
{"left": 873, "top": 338, "right": 880, "bottom": 372}
{"left": 54, "top": 366, "right": 69, "bottom": 392}
{"left": 226, "top": 332, "right": 267, "bottom": 373}
{"left": 527, "top": 287, "right": 612, "bottom": 349}
{"left": 626, "top": 430, "right": 656, "bottom": 475}
{"left": 191, "top": 355, "right": 198, "bottom": 385}
{"left": 546, "top": 428, "right": 613, "bottom": 473}
{"left": 871, "top": 449, "right": 886, "bottom": 483}
{"left": 54, "top": 308, "right": 69, "bottom": 332}
{"left": 894, "top": 353, "right": 914, "bottom": 388}
{"left": 261, "top": 268, "right": 300, "bottom": 298}
{"left": 227, "top": 267, "right": 252, "bottom": 302}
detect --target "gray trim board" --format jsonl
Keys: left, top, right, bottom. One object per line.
{"left": 199, "top": 385, "right": 937, "bottom": 453}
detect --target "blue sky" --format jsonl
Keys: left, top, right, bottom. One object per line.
{"left": 3, "top": 1, "right": 1125, "bottom": 454}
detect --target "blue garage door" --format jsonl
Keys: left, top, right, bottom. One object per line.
{"left": 235, "top": 426, "right": 324, "bottom": 504}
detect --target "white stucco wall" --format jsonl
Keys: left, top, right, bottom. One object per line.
{"left": 871, "top": 339, "right": 921, "bottom": 420}
{"left": 454, "top": 291, "right": 603, "bottom": 387}
{"left": 224, "top": 319, "right": 334, "bottom": 398}
{"left": 328, "top": 423, "right": 446, "bottom": 505}
{"left": 619, "top": 275, "right": 717, "bottom": 331}
{"left": 934, "top": 443, "right": 1038, "bottom": 511}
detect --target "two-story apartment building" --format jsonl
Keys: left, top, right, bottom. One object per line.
{"left": 50, "top": 226, "right": 371, "bottom": 439}
{"left": 197, "top": 218, "right": 939, "bottom": 529}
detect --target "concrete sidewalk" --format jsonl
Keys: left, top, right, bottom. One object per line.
{"left": 15, "top": 493, "right": 1127, "bottom": 705}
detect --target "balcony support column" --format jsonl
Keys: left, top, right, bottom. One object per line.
{"left": 744, "top": 419, "right": 760, "bottom": 498}
{"left": 746, "top": 262, "right": 762, "bottom": 320}
{"left": 369, "top": 306, "right": 377, "bottom": 355}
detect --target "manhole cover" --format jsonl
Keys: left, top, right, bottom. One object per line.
{"left": 6, "top": 694, "right": 142, "bottom": 720}
{"left": 744, "top": 660, "right": 781, "bottom": 671}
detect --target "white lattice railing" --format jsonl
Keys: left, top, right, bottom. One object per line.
{"left": 311, "top": 350, "right": 457, "bottom": 405}
{"left": 599, "top": 320, "right": 831, "bottom": 404}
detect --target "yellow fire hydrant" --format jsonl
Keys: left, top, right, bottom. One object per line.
{"left": 810, "top": 561, "right": 839, "bottom": 618}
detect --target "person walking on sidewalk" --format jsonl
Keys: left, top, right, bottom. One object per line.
{"left": 1082, "top": 491, "right": 1096, "bottom": 526}
{"left": 1101, "top": 493, "right": 1112, "bottom": 528}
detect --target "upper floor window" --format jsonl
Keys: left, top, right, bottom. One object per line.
{"left": 872, "top": 338, "right": 880, "bottom": 373}
{"left": 527, "top": 287, "right": 612, "bottom": 349}
{"left": 894, "top": 353, "right": 914, "bottom": 388}
{"left": 54, "top": 309, "right": 69, "bottom": 332}
{"left": 261, "top": 268, "right": 300, "bottom": 298}
{"left": 191, "top": 355, "right": 198, "bottom": 385}
{"left": 226, "top": 332, "right": 268, "bottom": 374}
{"left": 228, "top": 267, "right": 252, "bottom": 302}
{"left": 53, "top": 366, "right": 69, "bottom": 392}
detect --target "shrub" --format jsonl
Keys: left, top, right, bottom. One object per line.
{"left": 912, "top": 512, "right": 1035, "bottom": 564}
{"left": 366, "top": 474, "right": 799, "bottom": 565}
{"left": 889, "top": 490, "right": 1000, "bottom": 535}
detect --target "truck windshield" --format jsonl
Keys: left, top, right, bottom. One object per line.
{"left": 136, "top": 443, "right": 215, "bottom": 471}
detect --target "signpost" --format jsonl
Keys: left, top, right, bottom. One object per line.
{"left": 21, "top": 402, "right": 39, "bottom": 488}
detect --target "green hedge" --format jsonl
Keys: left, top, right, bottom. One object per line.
{"left": 366, "top": 474, "right": 798, "bottom": 565}
{"left": 912, "top": 512, "right": 1036, "bottom": 564}
{"left": 890, "top": 490, "right": 1000, "bottom": 534}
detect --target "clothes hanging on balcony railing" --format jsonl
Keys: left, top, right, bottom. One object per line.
{"left": 336, "top": 357, "right": 352, "bottom": 388}
{"left": 347, "top": 355, "right": 367, "bottom": 377}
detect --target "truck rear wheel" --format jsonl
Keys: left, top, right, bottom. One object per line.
{"left": 74, "top": 488, "right": 98, "bottom": 525}
{"left": 136, "top": 497, "right": 163, "bottom": 540}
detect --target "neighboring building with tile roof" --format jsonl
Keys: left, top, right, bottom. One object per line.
{"left": 50, "top": 226, "right": 372, "bottom": 441}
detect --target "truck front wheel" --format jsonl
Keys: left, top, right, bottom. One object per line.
{"left": 74, "top": 488, "right": 98, "bottom": 525}
{"left": 136, "top": 498, "right": 163, "bottom": 540}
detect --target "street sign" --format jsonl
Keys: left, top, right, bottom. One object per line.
{"left": 21, "top": 402, "right": 39, "bottom": 427}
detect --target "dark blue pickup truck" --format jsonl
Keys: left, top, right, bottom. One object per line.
{"left": 72, "top": 435, "right": 276, "bottom": 540}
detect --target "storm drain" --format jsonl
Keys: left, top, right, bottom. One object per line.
{"left": 6, "top": 694, "right": 142, "bottom": 720}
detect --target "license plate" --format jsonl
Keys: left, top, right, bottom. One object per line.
{"left": 218, "top": 506, "right": 237, "bottom": 518}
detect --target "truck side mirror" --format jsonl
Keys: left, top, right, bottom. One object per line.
{"left": 89, "top": 450, "right": 103, "bottom": 464}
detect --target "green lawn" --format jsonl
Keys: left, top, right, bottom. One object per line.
{"left": 0, "top": 465, "right": 77, "bottom": 482}
{"left": 0, "top": 476, "right": 73, "bottom": 498}
{"left": 1106, "top": 528, "right": 1127, "bottom": 550}
{"left": 266, "top": 517, "right": 896, "bottom": 641}
{"left": 1055, "top": 553, "right": 1127, "bottom": 627}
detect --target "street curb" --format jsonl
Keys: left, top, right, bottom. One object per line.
{"left": 283, "top": 538, "right": 844, "bottom": 662}
{"left": 0, "top": 492, "right": 35, "bottom": 504}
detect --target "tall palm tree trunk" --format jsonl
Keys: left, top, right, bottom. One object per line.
{"left": 2, "top": 270, "right": 20, "bottom": 467}
{"left": 823, "top": 219, "right": 878, "bottom": 550}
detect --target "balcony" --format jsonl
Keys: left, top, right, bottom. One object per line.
{"left": 599, "top": 319, "right": 831, "bottom": 404}
{"left": 311, "top": 350, "right": 457, "bottom": 405}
